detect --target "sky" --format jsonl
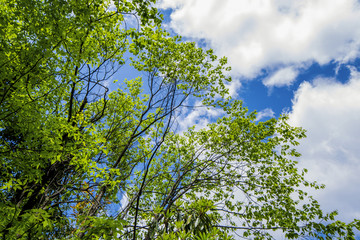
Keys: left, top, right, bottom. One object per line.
{"left": 157, "top": 0, "right": 360, "bottom": 231}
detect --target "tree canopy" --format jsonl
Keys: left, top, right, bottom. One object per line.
{"left": 0, "top": 0, "right": 359, "bottom": 239}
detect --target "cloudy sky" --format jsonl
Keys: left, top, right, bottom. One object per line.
{"left": 158, "top": 0, "right": 360, "bottom": 227}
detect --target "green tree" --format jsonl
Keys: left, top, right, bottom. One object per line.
{"left": 0, "top": 0, "right": 359, "bottom": 239}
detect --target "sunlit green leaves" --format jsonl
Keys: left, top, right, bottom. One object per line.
{"left": 1, "top": 0, "right": 359, "bottom": 239}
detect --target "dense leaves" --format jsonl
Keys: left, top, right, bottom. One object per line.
{"left": 0, "top": 0, "right": 359, "bottom": 239}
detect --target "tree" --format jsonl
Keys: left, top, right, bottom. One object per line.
{"left": 0, "top": 0, "right": 359, "bottom": 239}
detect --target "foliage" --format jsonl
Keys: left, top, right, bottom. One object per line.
{"left": 0, "top": 0, "right": 359, "bottom": 239}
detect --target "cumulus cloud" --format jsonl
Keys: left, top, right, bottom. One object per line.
{"left": 176, "top": 101, "right": 225, "bottom": 133}
{"left": 255, "top": 108, "right": 275, "bottom": 121}
{"left": 159, "top": 0, "right": 360, "bottom": 78}
{"left": 288, "top": 69, "right": 360, "bottom": 222}
{"left": 158, "top": 0, "right": 360, "bottom": 225}
{"left": 263, "top": 66, "right": 299, "bottom": 87}
{"left": 225, "top": 78, "right": 242, "bottom": 97}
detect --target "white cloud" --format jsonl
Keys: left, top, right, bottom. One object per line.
{"left": 263, "top": 66, "right": 299, "bottom": 87}
{"left": 288, "top": 70, "right": 360, "bottom": 222}
{"left": 158, "top": 0, "right": 360, "bottom": 227}
{"left": 256, "top": 108, "right": 275, "bottom": 121}
{"left": 225, "top": 78, "right": 242, "bottom": 97}
{"left": 176, "top": 101, "right": 225, "bottom": 132}
{"left": 160, "top": 0, "right": 360, "bottom": 78}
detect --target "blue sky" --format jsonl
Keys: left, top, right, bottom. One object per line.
{"left": 155, "top": 0, "right": 360, "bottom": 235}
